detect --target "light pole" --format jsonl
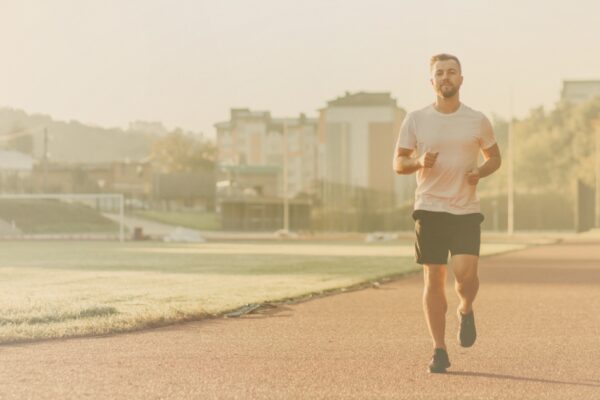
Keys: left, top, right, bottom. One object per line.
{"left": 507, "top": 91, "right": 515, "bottom": 235}
{"left": 595, "top": 118, "right": 600, "bottom": 228}
{"left": 283, "top": 121, "right": 290, "bottom": 233}
{"left": 507, "top": 119, "right": 514, "bottom": 235}
{"left": 43, "top": 127, "right": 49, "bottom": 193}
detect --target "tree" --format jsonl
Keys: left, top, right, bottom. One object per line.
{"left": 150, "top": 129, "right": 216, "bottom": 173}
{"left": 512, "top": 98, "right": 600, "bottom": 192}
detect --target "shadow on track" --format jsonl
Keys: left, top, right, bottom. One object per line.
{"left": 447, "top": 371, "right": 600, "bottom": 387}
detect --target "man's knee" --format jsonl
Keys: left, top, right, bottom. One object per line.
{"left": 452, "top": 255, "right": 479, "bottom": 284}
{"left": 455, "top": 267, "right": 479, "bottom": 286}
{"left": 424, "top": 265, "right": 446, "bottom": 290}
{"left": 455, "top": 270, "right": 477, "bottom": 285}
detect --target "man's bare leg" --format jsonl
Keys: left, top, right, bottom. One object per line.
{"left": 423, "top": 264, "right": 448, "bottom": 350}
{"left": 452, "top": 254, "right": 479, "bottom": 347}
{"left": 451, "top": 255, "right": 479, "bottom": 314}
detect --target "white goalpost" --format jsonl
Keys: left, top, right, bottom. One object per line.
{"left": 0, "top": 193, "right": 125, "bottom": 242}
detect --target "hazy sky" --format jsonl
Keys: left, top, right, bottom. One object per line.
{"left": 1, "top": 0, "right": 599, "bottom": 138}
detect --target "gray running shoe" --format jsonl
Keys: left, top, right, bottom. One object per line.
{"left": 458, "top": 311, "right": 477, "bottom": 347}
{"left": 428, "top": 348, "right": 451, "bottom": 373}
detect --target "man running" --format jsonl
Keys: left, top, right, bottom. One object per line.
{"left": 393, "top": 54, "right": 502, "bottom": 373}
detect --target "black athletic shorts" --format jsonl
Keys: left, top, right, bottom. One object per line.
{"left": 412, "top": 210, "right": 484, "bottom": 265}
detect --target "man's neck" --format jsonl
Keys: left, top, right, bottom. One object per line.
{"left": 434, "top": 96, "right": 461, "bottom": 114}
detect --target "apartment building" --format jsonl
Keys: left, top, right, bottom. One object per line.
{"left": 318, "top": 92, "right": 414, "bottom": 208}
{"left": 215, "top": 109, "right": 318, "bottom": 198}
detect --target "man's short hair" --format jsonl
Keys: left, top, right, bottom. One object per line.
{"left": 430, "top": 54, "right": 461, "bottom": 72}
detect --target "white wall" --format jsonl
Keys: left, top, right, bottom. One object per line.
{"left": 235, "top": 120, "right": 266, "bottom": 165}
{"left": 324, "top": 106, "right": 396, "bottom": 187}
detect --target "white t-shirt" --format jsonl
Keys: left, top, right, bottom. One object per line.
{"left": 395, "top": 103, "right": 497, "bottom": 215}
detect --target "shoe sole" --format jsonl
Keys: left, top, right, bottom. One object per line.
{"left": 428, "top": 361, "right": 451, "bottom": 374}
{"left": 428, "top": 367, "right": 448, "bottom": 374}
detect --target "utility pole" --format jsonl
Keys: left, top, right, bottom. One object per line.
{"left": 43, "top": 127, "right": 48, "bottom": 193}
{"left": 595, "top": 118, "right": 600, "bottom": 228}
{"left": 507, "top": 92, "right": 515, "bottom": 235}
{"left": 507, "top": 119, "right": 514, "bottom": 235}
{"left": 283, "top": 121, "right": 290, "bottom": 233}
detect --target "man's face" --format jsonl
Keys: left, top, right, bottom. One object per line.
{"left": 430, "top": 59, "right": 463, "bottom": 99}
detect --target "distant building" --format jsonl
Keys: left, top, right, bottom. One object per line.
{"left": 219, "top": 197, "right": 311, "bottom": 231}
{"left": 109, "top": 159, "right": 154, "bottom": 198}
{"left": 214, "top": 109, "right": 319, "bottom": 231}
{"left": 218, "top": 165, "right": 280, "bottom": 198}
{"left": 0, "top": 150, "right": 34, "bottom": 172}
{"left": 0, "top": 150, "right": 34, "bottom": 193}
{"left": 24, "top": 159, "right": 214, "bottom": 210}
{"left": 28, "top": 160, "right": 153, "bottom": 197}
{"left": 318, "top": 92, "right": 413, "bottom": 209}
{"left": 128, "top": 121, "right": 169, "bottom": 136}
{"left": 215, "top": 109, "right": 319, "bottom": 198}
{"left": 561, "top": 80, "right": 600, "bottom": 103}
{"left": 153, "top": 170, "right": 215, "bottom": 210}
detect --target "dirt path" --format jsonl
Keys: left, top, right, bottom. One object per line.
{"left": 1, "top": 241, "right": 599, "bottom": 399}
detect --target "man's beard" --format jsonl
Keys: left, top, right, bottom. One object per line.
{"left": 439, "top": 84, "right": 458, "bottom": 98}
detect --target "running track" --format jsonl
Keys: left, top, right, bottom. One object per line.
{"left": 1, "top": 240, "right": 599, "bottom": 399}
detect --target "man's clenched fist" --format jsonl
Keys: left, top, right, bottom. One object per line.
{"left": 418, "top": 151, "right": 439, "bottom": 168}
{"left": 466, "top": 168, "right": 480, "bottom": 185}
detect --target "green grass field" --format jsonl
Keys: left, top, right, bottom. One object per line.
{"left": 0, "top": 200, "right": 118, "bottom": 234}
{"left": 0, "top": 240, "right": 528, "bottom": 344}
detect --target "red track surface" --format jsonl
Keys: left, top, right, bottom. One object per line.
{"left": 1, "top": 241, "right": 600, "bottom": 399}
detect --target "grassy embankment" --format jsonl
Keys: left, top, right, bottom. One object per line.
{"left": 0, "top": 200, "right": 117, "bottom": 234}
{"left": 0, "top": 240, "right": 528, "bottom": 344}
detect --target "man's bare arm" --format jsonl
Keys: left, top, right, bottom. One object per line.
{"left": 478, "top": 143, "right": 501, "bottom": 178}
{"left": 393, "top": 147, "right": 438, "bottom": 175}
{"left": 393, "top": 148, "right": 419, "bottom": 174}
